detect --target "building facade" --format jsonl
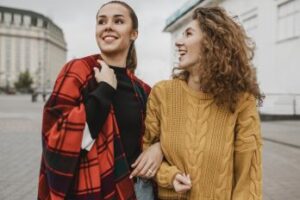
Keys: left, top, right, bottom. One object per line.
{"left": 0, "top": 6, "right": 67, "bottom": 92}
{"left": 164, "top": 0, "right": 300, "bottom": 116}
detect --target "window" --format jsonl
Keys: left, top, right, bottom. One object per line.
{"left": 31, "top": 16, "right": 38, "bottom": 26}
{"left": 4, "top": 12, "right": 12, "bottom": 25}
{"left": 43, "top": 20, "right": 48, "bottom": 29}
{"left": 242, "top": 14, "right": 258, "bottom": 39}
{"left": 37, "top": 18, "right": 43, "bottom": 27}
{"left": 0, "top": 37, "right": 2, "bottom": 80}
{"left": 23, "top": 15, "right": 31, "bottom": 27}
{"left": 5, "top": 37, "right": 12, "bottom": 76}
{"left": 15, "top": 38, "right": 21, "bottom": 73}
{"left": 14, "top": 14, "right": 22, "bottom": 26}
{"left": 277, "top": 0, "right": 300, "bottom": 41}
{"left": 25, "top": 39, "right": 31, "bottom": 70}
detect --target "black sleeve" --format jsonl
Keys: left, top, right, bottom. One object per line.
{"left": 84, "top": 82, "right": 116, "bottom": 139}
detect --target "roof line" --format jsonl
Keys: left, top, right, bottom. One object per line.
{"left": 0, "top": 6, "right": 62, "bottom": 32}
{"left": 163, "top": 0, "right": 205, "bottom": 32}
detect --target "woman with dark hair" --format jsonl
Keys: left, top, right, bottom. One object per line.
{"left": 143, "top": 7, "right": 264, "bottom": 200}
{"left": 37, "top": 1, "right": 161, "bottom": 199}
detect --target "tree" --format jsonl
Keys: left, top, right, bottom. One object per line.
{"left": 14, "top": 70, "right": 33, "bottom": 93}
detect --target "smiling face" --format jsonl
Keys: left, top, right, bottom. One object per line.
{"left": 175, "top": 20, "right": 203, "bottom": 69}
{"left": 96, "top": 3, "right": 138, "bottom": 56}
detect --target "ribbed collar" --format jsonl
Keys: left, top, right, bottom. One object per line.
{"left": 109, "top": 65, "right": 127, "bottom": 74}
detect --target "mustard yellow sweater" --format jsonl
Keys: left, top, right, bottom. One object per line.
{"left": 143, "top": 79, "right": 262, "bottom": 200}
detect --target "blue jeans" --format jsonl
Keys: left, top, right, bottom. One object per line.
{"left": 134, "top": 177, "right": 154, "bottom": 200}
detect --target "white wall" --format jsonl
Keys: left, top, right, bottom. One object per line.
{"left": 166, "top": 0, "right": 300, "bottom": 115}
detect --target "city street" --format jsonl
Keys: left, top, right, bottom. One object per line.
{"left": 0, "top": 95, "right": 300, "bottom": 200}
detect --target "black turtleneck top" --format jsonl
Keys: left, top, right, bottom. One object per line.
{"left": 84, "top": 66, "right": 142, "bottom": 166}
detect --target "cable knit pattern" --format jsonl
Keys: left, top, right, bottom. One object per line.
{"left": 185, "top": 97, "right": 211, "bottom": 199}
{"left": 143, "top": 79, "right": 262, "bottom": 200}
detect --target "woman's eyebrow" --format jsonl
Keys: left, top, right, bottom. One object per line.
{"left": 97, "top": 14, "right": 125, "bottom": 18}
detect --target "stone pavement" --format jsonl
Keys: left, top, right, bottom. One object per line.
{"left": 0, "top": 95, "right": 300, "bottom": 200}
{"left": 0, "top": 95, "right": 42, "bottom": 200}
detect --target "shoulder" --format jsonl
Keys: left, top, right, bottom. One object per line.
{"left": 131, "top": 74, "right": 151, "bottom": 95}
{"left": 236, "top": 92, "right": 258, "bottom": 113}
{"left": 70, "top": 54, "right": 98, "bottom": 73}
{"left": 152, "top": 79, "right": 180, "bottom": 93}
{"left": 79, "top": 54, "right": 99, "bottom": 68}
{"left": 239, "top": 93, "right": 257, "bottom": 103}
{"left": 57, "top": 54, "right": 98, "bottom": 83}
{"left": 148, "top": 79, "right": 177, "bottom": 101}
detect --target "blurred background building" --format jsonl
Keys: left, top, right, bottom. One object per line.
{"left": 0, "top": 6, "right": 67, "bottom": 93}
{"left": 164, "top": 0, "right": 300, "bottom": 117}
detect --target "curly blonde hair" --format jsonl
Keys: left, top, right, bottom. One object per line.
{"left": 173, "top": 7, "right": 264, "bottom": 112}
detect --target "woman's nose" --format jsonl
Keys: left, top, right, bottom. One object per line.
{"left": 104, "top": 20, "right": 113, "bottom": 31}
{"left": 175, "top": 37, "right": 184, "bottom": 48}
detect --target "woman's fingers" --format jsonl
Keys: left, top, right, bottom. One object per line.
{"left": 94, "top": 59, "right": 117, "bottom": 89}
{"left": 131, "top": 142, "right": 164, "bottom": 179}
{"left": 173, "top": 173, "right": 192, "bottom": 193}
{"left": 93, "top": 67, "right": 100, "bottom": 82}
{"left": 175, "top": 174, "right": 192, "bottom": 186}
{"left": 130, "top": 156, "right": 147, "bottom": 178}
{"left": 97, "top": 59, "right": 108, "bottom": 68}
{"left": 175, "top": 183, "right": 191, "bottom": 193}
{"left": 138, "top": 160, "right": 154, "bottom": 177}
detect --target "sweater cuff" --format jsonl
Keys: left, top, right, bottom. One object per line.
{"left": 90, "top": 82, "right": 116, "bottom": 103}
{"left": 167, "top": 166, "right": 181, "bottom": 188}
{"left": 156, "top": 165, "right": 181, "bottom": 188}
{"left": 86, "top": 82, "right": 115, "bottom": 139}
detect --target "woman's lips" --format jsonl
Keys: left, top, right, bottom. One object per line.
{"left": 103, "top": 35, "right": 118, "bottom": 43}
{"left": 178, "top": 50, "right": 187, "bottom": 60}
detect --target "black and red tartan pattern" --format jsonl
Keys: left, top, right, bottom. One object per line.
{"left": 37, "top": 55, "right": 151, "bottom": 200}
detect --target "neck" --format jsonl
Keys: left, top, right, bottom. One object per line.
{"left": 187, "top": 65, "right": 202, "bottom": 91}
{"left": 100, "top": 51, "right": 127, "bottom": 68}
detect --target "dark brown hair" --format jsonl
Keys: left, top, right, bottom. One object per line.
{"left": 100, "top": 1, "right": 138, "bottom": 71}
{"left": 173, "top": 7, "right": 264, "bottom": 112}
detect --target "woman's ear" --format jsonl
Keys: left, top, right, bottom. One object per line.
{"left": 131, "top": 30, "right": 138, "bottom": 41}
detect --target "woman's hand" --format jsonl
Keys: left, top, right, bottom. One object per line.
{"left": 130, "top": 142, "right": 163, "bottom": 179}
{"left": 173, "top": 173, "right": 192, "bottom": 193}
{"left": 94, "top": 59, "right": 117, "bottom": 89}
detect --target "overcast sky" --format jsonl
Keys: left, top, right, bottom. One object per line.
{"left": 1, "top": 0, "right": 187, "bottom": 85}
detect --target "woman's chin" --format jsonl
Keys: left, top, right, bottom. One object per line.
{"left": 100, "top": 48, "right": 118, "bottom": 55}
{"left": 178, "top": 62, "right": 189, "bottom": 69}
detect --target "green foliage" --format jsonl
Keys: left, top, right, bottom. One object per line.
{"left": 14, "top": 70, "right": 33, "bottom": 93}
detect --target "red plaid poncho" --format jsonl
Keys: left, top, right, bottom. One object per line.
{"left": 38, "top": 55, "right": 151, "bottom": 200}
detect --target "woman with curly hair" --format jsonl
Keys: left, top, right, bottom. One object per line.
{"left": 143, "top": 7, "right": 264, "bottom": 200}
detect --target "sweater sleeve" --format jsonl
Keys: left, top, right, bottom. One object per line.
{"left": 84, "top": 82, "right": 115, "bottom": 139}
{"left": 155, "top": 160, "right": 181, "bottom": 188}
{"left": 143, "top": 81, "right": 181, "bottom": 188}
{"left": 143, "top": 84, "right": 161, "bottom": 150}
{"left": 232, "top": 96, "right": 263, "bottom": 200}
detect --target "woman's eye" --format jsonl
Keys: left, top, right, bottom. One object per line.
{"left": 115, "top": 19, "right": 124, "bottom": 24}
{"left": 98, "top": 19, "right": 106, "bottom": 25}
{"left": 186, "top": 32, "right": 192, "bottom": 37}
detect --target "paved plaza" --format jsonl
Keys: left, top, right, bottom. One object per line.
{"left": 0, "top": 95, "right": 300, "bottom": 200}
